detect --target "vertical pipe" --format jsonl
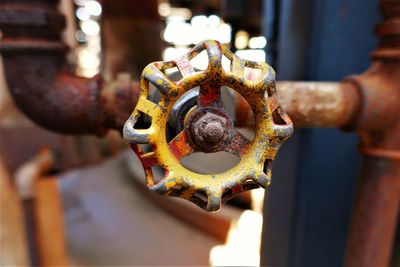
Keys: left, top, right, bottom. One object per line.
{"left": 344, "top": 0, "right": 400, "bottom": 266}
{"left": 344, "top": 156, "right": 400, "bottom": 267}
{"left": 0, "top": 157, "right": 29, "bottom": 267}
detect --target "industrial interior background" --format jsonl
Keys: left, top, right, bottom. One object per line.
{"left": 0, "top": 0, "right": 399, "bottom": 267}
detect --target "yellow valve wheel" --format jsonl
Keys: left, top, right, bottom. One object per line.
{"left": 123, "top": 40, "right": 293, "bottom": 211}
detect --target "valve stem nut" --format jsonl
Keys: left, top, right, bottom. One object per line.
{"left": 191, "top": 112, "right": 229, "bottom": 148}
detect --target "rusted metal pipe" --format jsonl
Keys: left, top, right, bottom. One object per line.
{"left": 0, "top": 1, "right": 368, "bottom": 134}
{"left": 0, "top": 0, "right": 397, "bottom": 136}
{"left": 277, "top": 82, "right": 360, "bottom": 128}
{"left": 343, "top": 1, "right": 400, "bottom": 266}
{"left": 344, "top": 66, "right": 400, "bottom": 266}
{"left": 235, "top": 81, "right": 361, "bottom": 128}
{"left": 344, "top": 156, "right": 400, "bottom": 267}
{"left": 0, "top": 0, "right": 138, "bottom": 136}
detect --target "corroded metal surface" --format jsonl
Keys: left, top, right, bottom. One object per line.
{"left": 0, "top": 0, "right": 395, "bottom": 136}
{"left": 344, "top": 156, "right": 400, "bottom": 267}
{"left": 0, "top": 0, "right": 139, "bottom": 136}
{"left": 344, "top": 1, "right": 400, "bottom": 266}
{"left": 190, "top": 112, "right": 229, "bottom": 148}
{"left": 0, "top": 0, "right": 366, "bottom": 134}
{"left": 373, "top": 0, "right": 400, "bottom": 59}
{"left": 277, "top": 82, "right": 360, "bottom": 128}
{"left": 123, "top": 40, "right": 293, "bottom": 211}
{"left": 235, "top": 81, "right": 361, "bottom": 128}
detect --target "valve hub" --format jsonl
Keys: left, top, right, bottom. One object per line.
{"left": 187, "top": 108, "right": 232, "bottom": 151}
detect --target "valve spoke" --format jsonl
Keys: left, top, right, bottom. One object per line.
{"left": 168, "top": 130, "right": 194, "bottom": 161}
{"left": 175, "top": 55, "right": 195, "bottom": 77}
{"left": 198, "top": 83, "right": 221, "bottom": 107}
{"left": 130, "top": 144, "right": 158, "bottom": 169}
{"left": 140, "top": 152, "right": 158, "bottom": 169}
{"left": 224, "top": 130, "right": 251, "bottom": 156}
{"left": 232, "top": 57, "right": 245, "bottom": 78}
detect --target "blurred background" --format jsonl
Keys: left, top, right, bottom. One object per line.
{"left": 0, "top": 0, "right": 399, "bottom": 266}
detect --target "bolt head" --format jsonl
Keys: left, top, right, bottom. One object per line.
{"left": 191, "top": 112, "right": 228, "bottom": 147}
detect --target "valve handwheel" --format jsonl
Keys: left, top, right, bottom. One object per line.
{"left": 123, "top": 40, "right": 293, "bottom": 211}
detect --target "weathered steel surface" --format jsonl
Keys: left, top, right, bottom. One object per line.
{"left": 0, "top": 0, "right": 368, "bottom": 135}
{"left": 0, "top": 0, "right": 138, "bottom": 136}
{"left": 123, "top": 40, "right": 293, "bottom": 211}
{"left": 344, "top": 1, "right": 400, "bottom": 266}
{"left": 344, "top": 156, "right": 400, "bottom": 267}
{"left": 0, "top": 1, "right": 65, "bottom": 40}
{"left": 373, "top": 0, "right": 400, "bottom": 59}
{"left": 190, "top": 112, "right": 229, "bottom": 147}
{"left": 235, "top": 81, "right": 361, "bottom": 128}
{"left": 1, "top": 0, "right": 396, "bottom": 137}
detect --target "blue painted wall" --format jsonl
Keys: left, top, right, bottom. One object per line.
{"left": 261, "top": 1, "right": 381, "bottom": 266}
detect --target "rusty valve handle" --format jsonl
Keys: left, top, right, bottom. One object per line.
{"left": 123, "top": 40, "right": 293, "bottom": 211}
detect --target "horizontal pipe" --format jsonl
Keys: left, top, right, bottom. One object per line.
{"left": 0, "top": 1, "right": 365, "bottom": 134}
{"left": 1, "top": 1, "right": 395, "bottom": 135}
{"left": 235, "top": 81, "right": 361, "bottom": 128}
{"left": 277, "top": 81, "right": 360, "bottom": 127}
{"left": 1, "top": 50, "right": 361, "bottom": 133}
{"left": 1, "top": 48, "right": 103, "bottom": 135}
{"left": 1, "top": 51, "right": 138, "bottom": 135}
